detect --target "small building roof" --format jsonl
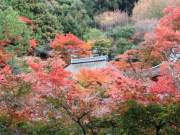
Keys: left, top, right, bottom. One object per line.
{"left": 65, "top": 56, "right": 108, "bottom": 73}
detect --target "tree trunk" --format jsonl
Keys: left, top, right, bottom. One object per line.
{"left": 155, "top": 126, "right": 161, "bottom": 135}
{"left": 77, "top": 120, "right": 87, "bottom": 135}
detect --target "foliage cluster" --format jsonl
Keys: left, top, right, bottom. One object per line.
{"left": 82, "top": 0, "right": 138, "bottom": 16}
{"left": 132, "top": 0, "right": 170, "bottom": 20}
{"left": 108, "top": 25, "right": 135, "bottom": 54}
{"left": 0, "top": 8, "right": 32, "bottom": 55}
{"left": 94, "top": 11, "right": 129, "bottom": 31}
{"left": 9, "top": 0, "right": 90, "bottom": 41}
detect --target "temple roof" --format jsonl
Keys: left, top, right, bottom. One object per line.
{"left": 65, "top": 56, "right": 108, "bottom": 73}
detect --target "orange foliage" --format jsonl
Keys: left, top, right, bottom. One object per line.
{"left": 65, "top": 68, "right": 117, "bottom": 120}
{"left": 28, "top": 39, "right": 37, "bottom": 53}
{"left": 111, "top": 3, "right": 180, "bottom": 105}
{"left": 17, "top": 57, "right": 70, "bottom": 120}
{"left": 28, "top": 39, "right": 37, "bottom": 48}
{"left": 151, "top": 2, "right": 180, "bottom": 56}
{"left": 18, "top": 16, "right": 33, "bottom": 25}
{"left": 148, "top": 75, "right": 177, "bottom": 94}
{"left": 114, "top": 2, "right": 180, "bottom": 68}
{"left": 0, "top": 40, "right": 9, "bottom": 46}
{"left": 75, "top": 68, "right": 111, "bottom": 88}
{"left": 50, "top": 33, "right": 91, "bottom": 62}
{"left": 0, "top": 48, "right": 10, "bottom": 67}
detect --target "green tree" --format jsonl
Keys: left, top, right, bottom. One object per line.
{"left": 54, "top": 0, "right": 91, "bottom": 38}
{"left": 108, "top": 25, "right": 135, "bottom": 54}
{"left": 93, "top": 38, "right": 113, "bottom": 56}
{"left": 10, "top": 0, "right": 91, "bottom": 41}
{"left": 82, "top": 0, "right": 138, "bottom": 15}
{"left": 10, "top": 0, "right": 63, "bottom": 43}
{"left": 0, "top": 7, "right": 32, "bottom": 55}
{"left": 83, "top": 28, "right": 106, "bottom": 41}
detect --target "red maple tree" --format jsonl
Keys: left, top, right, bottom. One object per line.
{"left": 50, "top": 33, "right": 91, "bottom": 62}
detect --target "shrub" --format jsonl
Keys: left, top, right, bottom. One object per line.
{"left": 94, "top": 11, "right": 129, "bottom": 31}
{"left": 132, "top": 0, "right": 178, "bottom": 20}
{"left": 0, "top": 115, "right": 72, "bottom": 135}
{"left": 107, "top": 101, "right": 180, "bottom": 135}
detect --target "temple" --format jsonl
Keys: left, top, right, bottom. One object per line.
{"left": 65, "top": 55, "right": 108, "bottom": 73}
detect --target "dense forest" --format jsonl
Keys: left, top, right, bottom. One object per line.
{"left": 0, "top": 0, "right": 180, "bottom": 134}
